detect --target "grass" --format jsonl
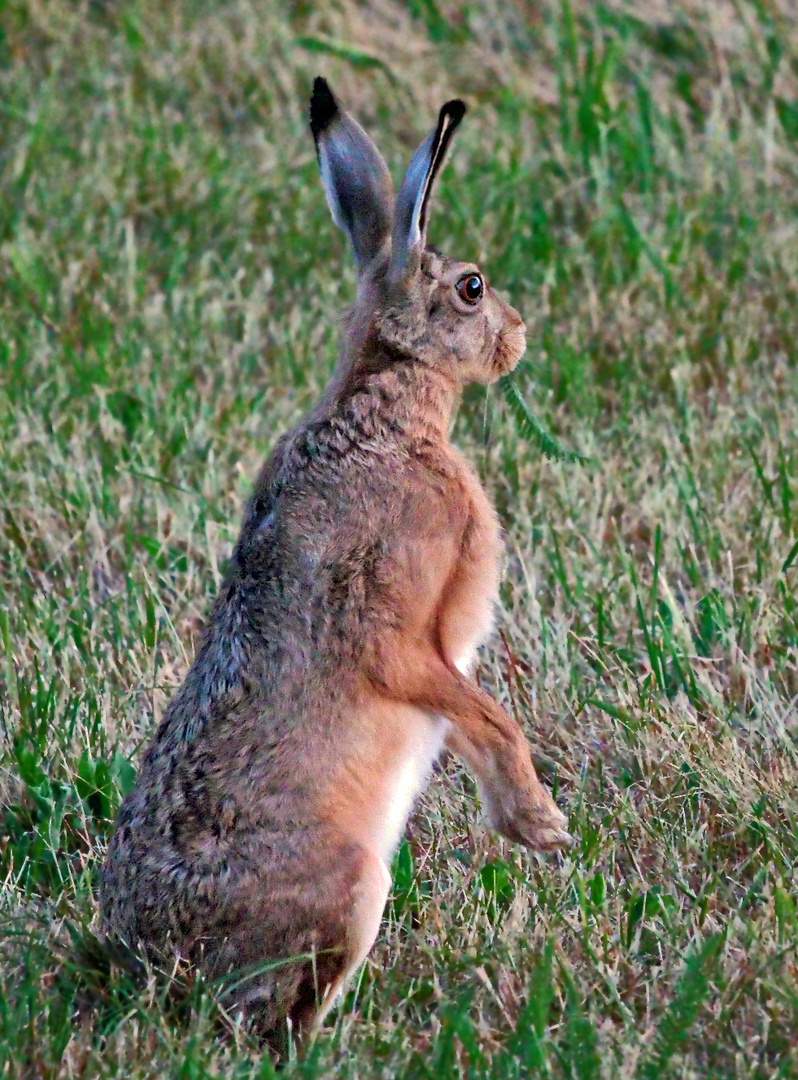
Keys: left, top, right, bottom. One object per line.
{"left": 1, "top": 0, "right": 797, "bottom": 1075}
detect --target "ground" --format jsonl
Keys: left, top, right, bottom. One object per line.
{"left": 1, "top": 1, "right": 797, "bottom": 1076}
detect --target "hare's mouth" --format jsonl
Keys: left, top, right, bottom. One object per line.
{"left": 492, "top": 321, "right": 526, "bottom": 375}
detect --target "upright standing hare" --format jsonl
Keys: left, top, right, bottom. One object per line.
{"left": 100, "top": 78, "right": 572, "bottom": 1046}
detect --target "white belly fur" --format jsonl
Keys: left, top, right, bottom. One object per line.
{"left": 375, "top": 710, "right": 447, "bottom": 860}
{"left": 374, "top": 649, "right": 477, "bottom": 862}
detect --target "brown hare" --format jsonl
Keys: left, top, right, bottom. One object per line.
{"left": 100, "top": 78, "right": 572, "bottom": 1048}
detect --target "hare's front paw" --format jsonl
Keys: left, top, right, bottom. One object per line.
{"left": 489, "top": 790, "right": 573, "bottom": 853}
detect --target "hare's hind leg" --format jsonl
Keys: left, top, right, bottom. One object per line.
{"left": 206, "top": 843, "right": 389, "bottom": 1052}
{"left": 313, "top": 848, "right": 390, "bottom": 1030}
{"left": 291, "top": 847, "right": 391, "bottom": 1038}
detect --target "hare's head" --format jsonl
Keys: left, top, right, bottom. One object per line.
{"left": 310, "top": 79, "right": 526, "bottom": 389}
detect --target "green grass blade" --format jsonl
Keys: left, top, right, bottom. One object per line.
{"left": 636, "top": 933, "right": 725, "bottom": 1080}
{"left": 557, "top": 958, "right": 602, "bottom": 1080}
{"left": 502, "top": 376, "right": 590, "bottom": 465}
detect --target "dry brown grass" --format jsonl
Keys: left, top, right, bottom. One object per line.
{"left": 1, "top": 1, "right": 797, "bottom": 1076}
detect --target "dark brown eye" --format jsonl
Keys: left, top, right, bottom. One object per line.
{"left": 456, "top": 274, "right": 484, "bottom": 305}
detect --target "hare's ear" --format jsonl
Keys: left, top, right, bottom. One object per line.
{"left": 389, "top": 99, "right": 466, "bottom": 285}
{"left": 310, "top": 77, "right": 394, "bottom": 274}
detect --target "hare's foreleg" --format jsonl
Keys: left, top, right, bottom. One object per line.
{"left": 371, "top": 651, "right": 571, "bottom": 852}
{"left": 430, "top": 667, "right": 572, "bottom": 852}
{"left": 442, "top": 720, "right": 571, "bottom": 852}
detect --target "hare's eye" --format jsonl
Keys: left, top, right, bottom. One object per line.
{"left": 456, "top": 274, "right": 484, "bottom": 305}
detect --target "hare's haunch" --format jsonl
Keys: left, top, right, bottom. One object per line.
{"left": 100, "top": 78, "right": 572, "bottom": 1048}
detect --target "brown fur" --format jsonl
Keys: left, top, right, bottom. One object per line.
{"left": 100, "top": 82, "right": 571, "bottom": 1048}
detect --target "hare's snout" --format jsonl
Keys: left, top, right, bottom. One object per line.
{"left": 492, "top": 313, "right": 526, "bottom": 376}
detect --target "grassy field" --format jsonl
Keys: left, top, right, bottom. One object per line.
{"left": 2, "top": 0, "right": 798, "bottom": 1075}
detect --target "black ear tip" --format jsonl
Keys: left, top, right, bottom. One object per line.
{"left": 310, "top": 77, "right": 339, "bottom": 140}
{"left": 441, "top": 99, "right": 467, "bottom": 127}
